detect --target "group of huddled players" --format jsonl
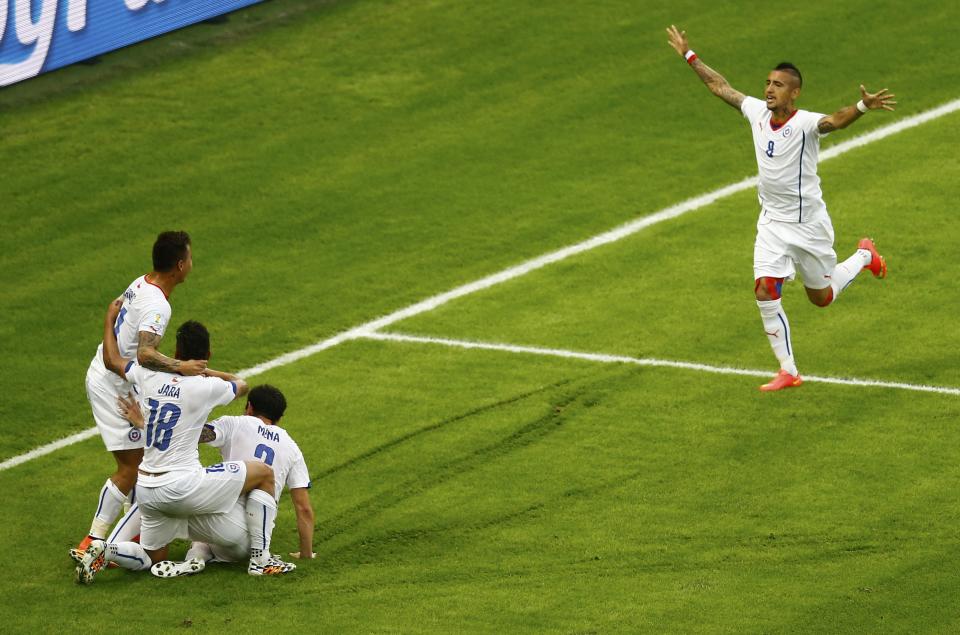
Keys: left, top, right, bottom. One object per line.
{"left": 73, "top": 231, "right": 315, "bottom": 583}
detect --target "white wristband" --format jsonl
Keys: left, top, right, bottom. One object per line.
{"left": 684, "top": 50, "right": 696, "bottom": 62}
{"left": 856, "top": 100, "right": 868, "bottom": 113}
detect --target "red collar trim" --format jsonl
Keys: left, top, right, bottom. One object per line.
{"left": 769, "top": 110, "right": 798, "bottom": 131}
{"left": 143, "top": 274, "right": 170, "bottom": 300}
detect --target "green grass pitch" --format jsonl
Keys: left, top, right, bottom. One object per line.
{"left": 2, "top": 0, "right": 960, "bottom": 632}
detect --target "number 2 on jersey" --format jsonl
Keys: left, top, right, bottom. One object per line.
{"left": 254, "top": 443, "right": 276, "bottom": 466}
{"left": 765, "top": 140, "right": 775, "bottom": 158}
{"left": 145, "top": 398, "right": 181, "bottom": 451}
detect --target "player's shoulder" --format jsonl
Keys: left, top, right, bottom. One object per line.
{"left": 741, "top": 95, "right": 767, "bottom": 116}
{"left": 796, "top": 108, "right": 826, "bottom": 128}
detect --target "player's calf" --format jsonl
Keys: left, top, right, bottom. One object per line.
{"left": 804, "top": 286, "right": 834, "bottom": 307}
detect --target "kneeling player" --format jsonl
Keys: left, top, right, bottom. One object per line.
{"left": 75, "top": 302, "right": 295, "bottom": 583}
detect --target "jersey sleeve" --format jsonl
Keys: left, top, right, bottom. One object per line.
{"left": 125, "top": 362, "right": 142, "bottom": 391}
{"left": 137, "top": 301, "right": 171, "bottom": 339}
{"left": 206, "top": 377, "right": 238, "bottom": 408}
{"left": 285, "top": 450, "right": 311, "bottom": 490}
{"left": 204, "top": 416, "right": 234, "bottom": 448}
{"left": 741, "top": 96, "right": 767, "bottom": 124}
{"left": 801, "top": 109, "right": 827, "bottom": 136}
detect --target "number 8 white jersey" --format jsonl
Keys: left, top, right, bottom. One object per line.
{"left": 205, "top": 415, "right": 311, "bottom": 503}
{"left": 741, "top": 96, "right": 828, "bottom": 224}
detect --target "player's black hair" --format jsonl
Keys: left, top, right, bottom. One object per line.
{"left": 153, "top": 231, "right": 191, "bottom": 272}
{"left": 773, "top": 62, "right": 802, "bottom": 87}
{"left": 247, "top": 384, "right": 287, "bottom": 423}
{"left": 175, "top": 320, "right": 210, "bottom": 361}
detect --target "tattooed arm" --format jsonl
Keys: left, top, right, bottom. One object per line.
{"left": 199, "top": 425, "right": 217, "bottom": 444}
{"left": 136, "top": 330, "right": 207, "bottom": 376}
{"left": 666, "top": 25, "right": 746, "bottom": 111}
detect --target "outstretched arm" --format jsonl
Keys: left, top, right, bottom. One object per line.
{"left": 288, "top": 487, "right": 315, "bottom": 560}
{"left": 818, "top": 85, "right": 896, "bottom": 133}
{"left": 202, "top": 368, "right": 249, "bottom": 398}
{"left": 666, "top": 25, "right": 745, "bottom": 111}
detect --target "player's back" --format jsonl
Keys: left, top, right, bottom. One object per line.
{"left": 91, "top": 275, "right": 172, "bottom": 375}
{"left": 127, "top": 364, "right": 238, "bottom": 481}
{"left": 206, "top": 415, "right": 310, "bottom": 501}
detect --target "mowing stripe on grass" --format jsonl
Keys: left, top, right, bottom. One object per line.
{"left": 364, "top": 332, "right": 960, "bottom": 397}
{"left": 3, "top": 98, "right": 959, "bottom": 472}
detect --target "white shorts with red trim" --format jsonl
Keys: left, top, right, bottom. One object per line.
{"left": 753, "top": 213, "right": 837, "bottom": 290}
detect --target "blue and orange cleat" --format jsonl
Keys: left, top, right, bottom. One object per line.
{"left": 760, "top": 369, "right": 803, "bottom": 392}
{"left": 858, "top": 237, "right": 887, "bottom": 278}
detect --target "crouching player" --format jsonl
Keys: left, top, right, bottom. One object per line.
{"left": 138, "top": 384, "right": 315, "bottom": 578}
{"left": 75, "top": 302, "right": 296, "bottom": 583}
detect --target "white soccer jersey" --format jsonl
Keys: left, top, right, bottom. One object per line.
{"left": 90, "top": 275, "right": 172, "bottom": 375}
{"left": 126, "top": 363, "right": 237, "bottom": 485}
{"left": 741, "top": 96, "right": 828, "bottom": 223}
{"left": 205, "top": 415, "right": 311, "bottom": 503}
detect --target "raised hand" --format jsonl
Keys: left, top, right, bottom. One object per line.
{"left": 666, "top": 25, "right": 690, "bottom": 57}
{"left": 860, "top": 85, "right": 897, "bottom": 111}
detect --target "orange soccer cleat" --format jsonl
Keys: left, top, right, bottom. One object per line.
{"left": 75, "top": 540, "right": 108, "bottom": 584}
{"left": 70, "top": 535, "right": 96, "bottom": 564}
{"left": 858, "top": 237, "right": 887, "bottom": 278}
{"left": 760, "top": 369, "right": 803, "bottom": 392}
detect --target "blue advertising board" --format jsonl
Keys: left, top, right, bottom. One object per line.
{"left": 1, "top": 0, "right": 263, "bottom": 86}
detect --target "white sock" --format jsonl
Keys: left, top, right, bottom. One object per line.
{"left": 757, "top": 299, "right": 798, "bottom": 376}
{"left": 829, "top": 249, "right": 871, "bottom": 302}
{"left": 185, "top": 541, "right": 214, "bottom": 563}
{"left": 107, "top": 504, "right": 141, "bottom": 543}
{"left": 89, "top": 478, "right": 128, "bottom": 539}
{"left": 105, "top": 541, "right": 151, "bottom": 571}
{"left": 245, "top": 489, "right": 278, "bottom": 564}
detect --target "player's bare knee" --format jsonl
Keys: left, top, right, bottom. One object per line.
{"left": 754, "top": 277, "right": 783, "bottom": 301}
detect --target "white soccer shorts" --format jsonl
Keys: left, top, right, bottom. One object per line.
{"left": 85, "top": 361, "right": 144, "bottom": 451}
{"left": 753, "top": 213, "right": 837, "bottom": 290}
{"left": 136, "top": 462, "right": 247, "bottom": 551}
{"left": 187, "top": 499, "right": 250, "bottom": 562}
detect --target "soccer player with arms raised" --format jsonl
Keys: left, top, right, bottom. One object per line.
{"left": 666, "top": 25, "right": 895, "bottom": 391}
{"left": 75, "top": 231, "right": 207, "bottom": 559}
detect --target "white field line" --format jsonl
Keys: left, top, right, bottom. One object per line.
{"left": 0, "top": 428, "right": 101, "bottom": 472}
{"left": 3, "top": 98, "right": 959, "bottom": 473}
{"left": 364, "top": 332, "right": 960, "bottom": 397}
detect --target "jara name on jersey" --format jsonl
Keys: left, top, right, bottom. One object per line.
{"left": 158, "top": 384, "right": 181, "bottom": 399}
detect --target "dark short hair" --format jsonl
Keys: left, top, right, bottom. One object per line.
{"left": 175, "top": 320, "right": 209, "bottom": 361}
{"left": 153, "top": 231, "right": 191, "bottom": 272}
{"left": 247, "top": 384, "right": 287, "bottom": 423}
{"left": 773, "top": 62, "right": 802, "bottom": 87}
